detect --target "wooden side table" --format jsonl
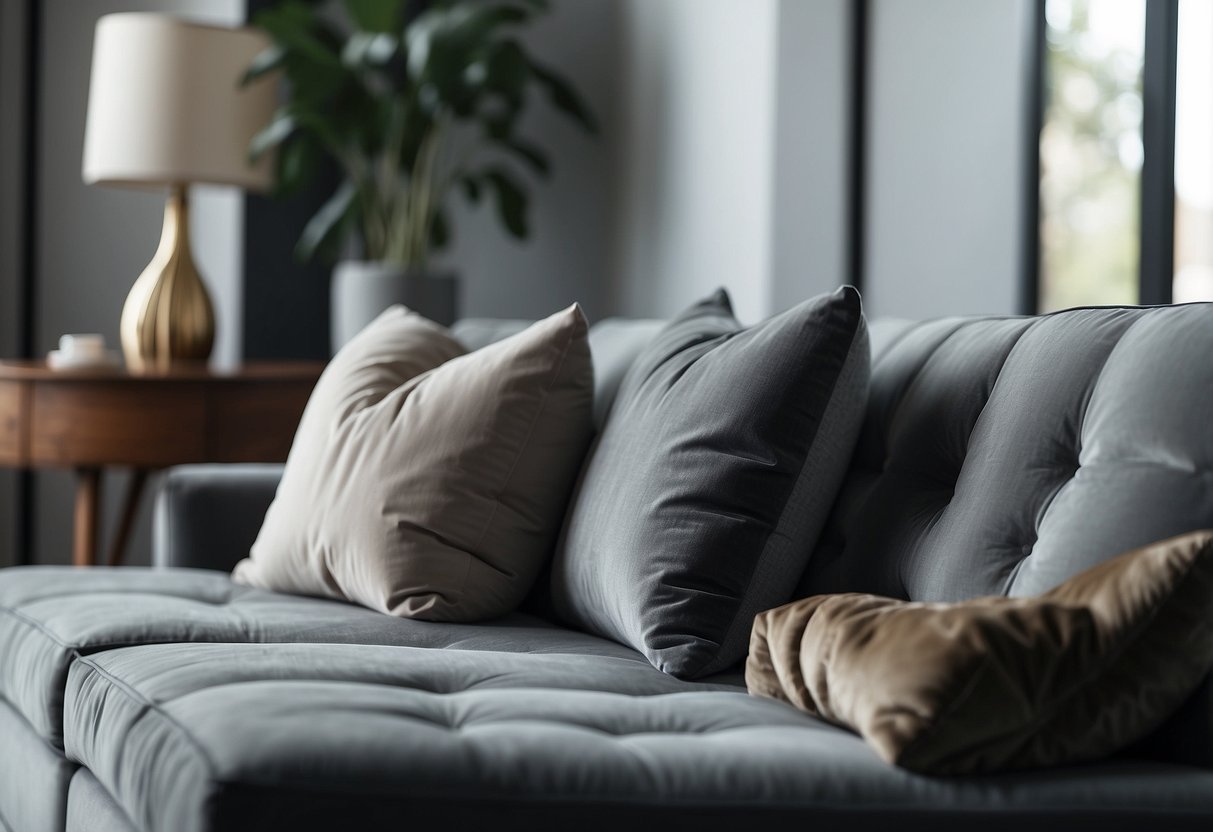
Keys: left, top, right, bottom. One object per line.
{"left": 0, "top": 362, "right": 322, "bottom": 567}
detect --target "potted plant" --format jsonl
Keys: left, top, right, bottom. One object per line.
{"left": 246, "top": 0, "right": 596, "bottom": 350}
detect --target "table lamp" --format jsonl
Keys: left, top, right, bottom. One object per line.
{"left": 82, "top": 13, "right": 276, "bottom": 371}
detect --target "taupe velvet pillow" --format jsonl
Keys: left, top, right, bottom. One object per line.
{"left": 746, "top": 531, "right": 1213, "bottom": 775}
{"left": 233, "top": 304, "right": 594, "bottom": 621}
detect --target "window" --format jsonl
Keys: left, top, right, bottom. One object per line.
{"left": 1033, "top": 0, "right": 1204, "bottom": 310}
{"left": 1039, "top": 0, "right": 1146, "bottom": 312}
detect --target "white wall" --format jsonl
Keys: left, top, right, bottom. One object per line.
{"left": 32, "top": 0, "right": 245, "bottom": 566}
{"left": 862, "top": 0, "right": 1029, "bottom": 319}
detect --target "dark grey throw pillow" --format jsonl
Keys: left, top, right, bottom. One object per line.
{"left": 551, "top": 286, "right": 870, "bottom": 678}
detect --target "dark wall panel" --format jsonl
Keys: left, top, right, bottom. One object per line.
{"left": 242, "top": 188, "right": 336, "bottom": 360}
{"left": 241, "top": 0, "right": 337, "bottom": 361}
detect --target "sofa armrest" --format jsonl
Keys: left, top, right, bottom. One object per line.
{"left": 153, "top": 464, "right": 283, "bottom": 572}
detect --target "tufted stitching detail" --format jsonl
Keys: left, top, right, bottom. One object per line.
{"left": 4, "top": 583, "right": 238, "bottom": 609}
{"left": 891, "top": 320, "right": 1036, "bottom": 598}
{"left": 942, "top": 315, "right": 1111, "bottom": 597}
{"left": 1003, "top": 309, "right": 1146, "bottom": 585}
{"left": 69, "top": 655, "right": 223, "bottom": 780}
{"left": 944, "top": 318, "right": 1035, "bottom": 461}
{"left": 881, "top": 321, "right": 972, "bottom": 455}
{"left": 1067, "top": 309, "right": 1145, "bottom": 462}
{"left": 85, "top": 667, "right": 764, "bottom": 732}
{"left": 226, "top": 599, "right": 256, "bottom": 643}
{"left": 1, "top": 606, "right": 75, "bottom": 650}
{"left": 1030, "top": 461, "right": 1081, "bottom": 532}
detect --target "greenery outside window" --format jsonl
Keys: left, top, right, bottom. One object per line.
{"left": 1039, "top": 0, "right": 1146, "bottom": 312}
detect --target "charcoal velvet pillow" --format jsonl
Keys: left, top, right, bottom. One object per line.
{"left": 747, "top": 531, "right": 1213, "bottom": 775}
{"left": 551, "top": 286, "right": 869, "bottom": 679}
{"left": 234, "top": 304, "right": 594, "bottom": 621}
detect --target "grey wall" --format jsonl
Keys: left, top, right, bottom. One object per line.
{"left": 610, "top": 0, "right": 779, "bottom": 324}
{"left": 439, "top": 0, "right": 619, "bottom": 323}
{"left": 769, "top": 0, "right": 852, "bottom": 312}
{"left": 31, "top": 0, "right": 245, "bottom": 566}
{"left": 0, "top": 0, "right": 29, "bottom": 568}
{"left": 608, "top": 0, "right": 854, "bottom": 325}
{"left": 862, "top": 0, "right": 1030, "bottom": 319}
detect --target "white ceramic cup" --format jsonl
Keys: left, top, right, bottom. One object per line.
{"left": 59, "top": 334, "right": 106, "bottom": 358}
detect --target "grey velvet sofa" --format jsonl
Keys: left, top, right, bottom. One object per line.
{"left": 2, "top": 303, "right": 1213, "bottom": 832}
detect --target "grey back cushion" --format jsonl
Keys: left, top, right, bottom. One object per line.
{"left": 552, "top": 287, "right": 870, "bottom": 679}
{"left": 801, "top": 303, "right": 1213, "bottom": 602}
{"left": 454, "top": 316, "right": 663, "bottom": 431}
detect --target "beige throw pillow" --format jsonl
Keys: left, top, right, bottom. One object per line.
{"left": 233, "top": 304, "right": 594, "bottom": 621}
{"left": 746, "top": 531, "right": 1213, "bottom": 775}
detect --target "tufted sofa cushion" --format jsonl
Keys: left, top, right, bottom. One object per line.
{"left": 801, "top": 304, "right": 1213, "bottom": 602}
{"left": 0, "top": 567, "right": 644, "bottom": 748}
{"left": 63, "top": 641, "right": 1213, "bottom": 832}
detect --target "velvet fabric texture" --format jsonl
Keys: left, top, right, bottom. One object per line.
{"left": 748, "top": 531, "right": 1213, "bottom": 775}
{"left": 234, "top": 304, "right": 594, "bottom": 621}
{"left": 553, "top": 287, "right": 869, "bottom": 679}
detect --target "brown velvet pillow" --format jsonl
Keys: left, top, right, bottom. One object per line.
{"left": 233, "top": 304, "right": 594, "bottom": 622}
{"left": 746, "top": 531, "right": 1213, "bottom": 775}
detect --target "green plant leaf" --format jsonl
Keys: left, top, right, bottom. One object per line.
{"left": 274, "top": 134, "right": 323, "bottom": 196}
{"left": 254, "top": 0, "right": 590, "bottom": 261}
{"left": 297, "top": 180, "right": 358, "bottom": 262}
{"left": 242, "top": 45, "right": 286, "bottom": 85}
{"left": 407, "top": 3, "right": 531, "bottom": 86}
{"left": 255, "top": 1, "right": 343, "bottom": 69}
{"left": 482, "top": 107, "right": 520, "bottom": 140}
{"left": 249, "top": 110, "right": 298, "bottom": 161}
{"left": 342, "top": 32, "right": 399, "bottom": 68}
{"left": 482, "top": 167, "right": 529, "bottom": 239}
{"left": 529, "top": 60, "right": 597, "bottom": 133}
{"left": 501, "top": 137, "right": 550, "bottom": 176}
{"left": 429, "top": 208, "right": 451, "bottom": 250}
{"left": 480, "top": 39, "right": 529, "bottom": 104}
{"left": 343, "top": 0, "right": 402, "bottom": 33}
{"left": 459, "top": 174, "right": 482, "bottom": 204}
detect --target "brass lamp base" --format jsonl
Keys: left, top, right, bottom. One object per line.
{"left": 120, "top": 184, "right": 215, "bottom": 372}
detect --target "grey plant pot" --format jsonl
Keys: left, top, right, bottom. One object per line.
{"left": 330, "top": 261, "right": 459, "bottom": 353}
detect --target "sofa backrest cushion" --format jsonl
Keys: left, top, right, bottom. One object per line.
{"left": 454, "top": 317, "right": 664, "bottom": 431}
{"left": 800, "top": 303, "right": 1213, "bottom": 603}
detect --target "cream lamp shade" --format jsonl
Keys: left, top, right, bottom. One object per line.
{"left": 83, "top": 13, "right": 276, "bottom": 190}
{"left": 81, "top": 13, "right": 278, "bottom": 371}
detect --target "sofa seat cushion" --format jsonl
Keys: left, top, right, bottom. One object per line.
{"left": 64, "top": 642, "right": 1213, "bottom": 832}
{"left": 0, "top": 696, "right": 77, "bottom": 832}
{"left": 0, "top": 566, "right": 640, "bottom": 748}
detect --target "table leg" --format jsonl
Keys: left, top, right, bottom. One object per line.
{"left": 106, "top": 468, "right": 150, "bottom": 567}
{"left": 73, "top": 467, "right": 102, "bottom": 567}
